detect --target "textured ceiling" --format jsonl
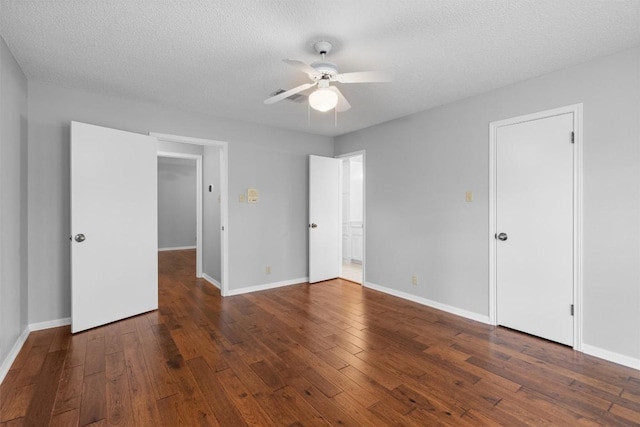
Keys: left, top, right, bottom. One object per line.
{"left": 1, "top": 0, "right": 639, "bottom": 137}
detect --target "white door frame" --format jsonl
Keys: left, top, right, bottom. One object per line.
{"left": 335, "top": 150, "right": 366, "bottom": 285}
{"left": 157, "top": 152, "right": 203, "bottom": 277}
{"left": 489, "top": 104, "right": 583, "bottom": 351}
{"left": 152, "top": 133, "right": 230, "bottom": 297}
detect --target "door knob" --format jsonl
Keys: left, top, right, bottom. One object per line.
{"left": 497, "top": 232, "right": 508, "bottom": 241}
{"left": 309, "top": 223, "right": 318, "bottom": 228}
{"left": 74, "top": 234, "right": 86, "bottom": 243}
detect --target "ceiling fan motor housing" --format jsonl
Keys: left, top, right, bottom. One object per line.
{"left": 311, "top": 61, "right": 338, "bottom": 79}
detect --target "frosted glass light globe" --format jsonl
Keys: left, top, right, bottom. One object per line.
{"left": 309, "top": 88, "right": 338, "bottom": 112}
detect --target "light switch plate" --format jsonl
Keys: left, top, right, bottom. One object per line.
{"left": 248, "top": 188, "right": 258, "bottom": 203}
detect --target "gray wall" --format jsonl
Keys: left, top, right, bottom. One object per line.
{"left": 0, "top": 36, "right": 28, "bottom": 369}
{"left": 335, "top": 47, "right": 640, "bottom": 360}
{"left": 203, "top": 146, "right": 221, "bottom": 283}
{"left": 158, "top": 157, "right": 197, "bottom": 249}
{"left": 158, "top": 140, "right": 204, "bottom": 156}
{"left": 230, "top": 140, "right": 312, "bottom": 287}
{"left": 27, "top": 81, "right": 333, "bottom": 324}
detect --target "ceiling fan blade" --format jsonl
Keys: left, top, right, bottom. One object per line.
{"left": 336, "top": 70, "right": 393, "bottom": 83}
{"left": 328, "top": 86, "right": 351, "bottom": 112}
{"left": 283, "top": 59, "right": 319, "bottom": 76}
{"left": 264, "top": 82, "right": 316, "bottom": 105}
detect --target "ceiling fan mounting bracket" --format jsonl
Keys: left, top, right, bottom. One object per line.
{"left": 313, "top": 41, "right": 333, "bottom": 55}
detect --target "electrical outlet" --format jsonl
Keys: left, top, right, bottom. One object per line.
{"left": 266, "top": 266, "right": 271, "bottom": 274}
{"left": 239, "top": 194, "right": 245, "bottom": 202}
{"left": 412, "top": 275, "right": 418, "bottom": 286}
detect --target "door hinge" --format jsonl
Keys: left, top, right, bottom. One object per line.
{"left": 571, "top": 131, "right": 575, "bottom": 144}
{"left": 570, "top": 304, "right": 574, "bottom": 316}
{"left": 221, "top": 226, "right": 225, "bottom": 231}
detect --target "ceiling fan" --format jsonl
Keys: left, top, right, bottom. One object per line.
{"left": 264, "top": 41, "right": 392, "bottom": 113}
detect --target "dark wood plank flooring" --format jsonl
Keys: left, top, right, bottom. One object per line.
{"left": 2, "top": 249, "right": 640, "bottom": 425}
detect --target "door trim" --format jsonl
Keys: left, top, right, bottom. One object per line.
{"left": 335, "top": 150, "right": 366, "bottom": 285}
{"left": 157, "top": 152, "right": 203, "bottom": 277}
{"left": 488, "top": 104, "right": 583, "bottom": 351}
{"left": 151, "top": 133, "right": 230, "bottom": 296}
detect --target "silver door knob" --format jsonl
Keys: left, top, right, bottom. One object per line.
{"left": 497, "top": 232, "right": 508, "bottom": 241}
{"left": 74, "top": 233, "right": 86, "bottom": 242}
{"left": 309, "top": 223, "right": 318, "bottom": 228}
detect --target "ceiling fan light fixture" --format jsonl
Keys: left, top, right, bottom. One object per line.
{"left": 265, "top": 39, "right": 391, "bottom": 113}
{"left": 309, "top": 87, "right": 338, "bottom": 112}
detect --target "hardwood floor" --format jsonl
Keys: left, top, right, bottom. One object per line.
{"left": 2, "top": 249, "right": 640, "bottom": 426}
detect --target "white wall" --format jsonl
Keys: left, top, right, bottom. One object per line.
{"left": 349, "top": 158, "right": 363, "bottom": 222}
{"left": 335, "top": 47, "right": 640, "bottom": 363}
{"left": 0, "top": 36, "right": 28, "bottom": 375}
{"left": 27, "top": 82, "right": 333, "bottom": 325}
{"left": 158, "top": 157, "right": 197, "bottom": 249}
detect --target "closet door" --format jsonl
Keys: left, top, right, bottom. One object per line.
{"left": 309, "top": 155, "right": 341, "bottom": 283}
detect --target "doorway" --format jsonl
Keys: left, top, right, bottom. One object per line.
{"left": 157, "top": 154, "right": 201, "bottom": 273}
{"left": 152, "top": 133, "right": 230, "bottom": 296}
{"left": 338, "top": 152, "right": 365, "bottom": 285}
{"left": 489, "top": 104, "right": 583, "bottom": 349}
{"left": 158, "top": 157, "right": 202, "bottom": 258}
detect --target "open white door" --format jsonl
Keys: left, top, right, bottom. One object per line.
{"left": 71, "top": 121, "right": 158, "bottom": 333}
{"left": 309, "top": 155, "right": 341, "bottom": 283}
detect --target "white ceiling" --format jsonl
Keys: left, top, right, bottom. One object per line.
{"left": 1, "top": 0, "right": 639, "bottom": 137}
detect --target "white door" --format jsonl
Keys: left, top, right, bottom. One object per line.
{"left": 496, "top": 113, "right": 574, "bottom": 346}
{"left": 309, "top": 155, "right": 341, "bottom": 283}
{"left": 71, "top": 121, "right": 158, "bottom": 333}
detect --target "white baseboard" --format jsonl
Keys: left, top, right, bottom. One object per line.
{"left": 0, "top": 326, "right": 30, "bottom": 385}
{"left": 158, "top": 246, "right": 196, "bottom": 252}
{"left": 0, "top": 317, "right": 71, "bottom": 384}
{"left": 582, "top": 344, "right": 640, "bottom": 371}
{"left": 29, "top": 317, "right": 71, "bottom": 331}
{"left": 364, "top": 282, "right": 640, "bottom": 371}
{"left": 226, "top": 277, "right": 308, "bottom": 296}
{"left": 202, "top": 273, "right": 220, "bottom": 289}
{"left": 364, "top": 281, "right": 491, "bottom": 325}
